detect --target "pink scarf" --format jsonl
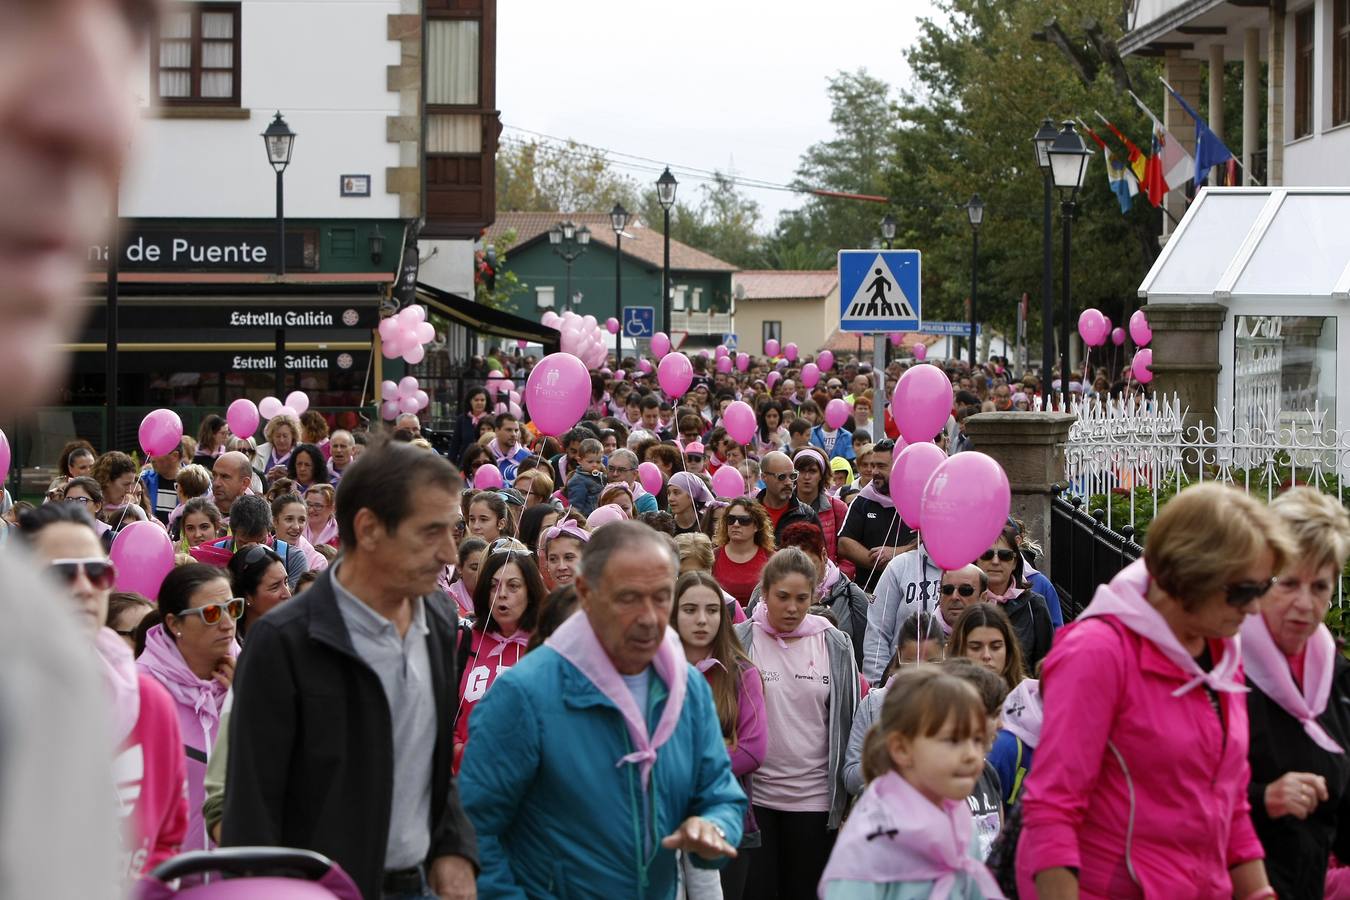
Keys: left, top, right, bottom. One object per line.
{"left": 96, "top": 626, "right": 140, "bottom": 746}
{"left": 485, "top": 629, "right": 531, "bottom": 658}
{"left": 305, "top": 515, "right": 339, "bottom": 549}
{"left": 1080, "top": 559, "right": 1246, "bottom": 697}
{"left": 818, "top": 559, "right": 843, "bottom": 599}
{"left": 749, "top": 602, "right": 832, "bottom": 649}
{"left": 546, "top": 611, "right": 688, "bottom": 789}
{"left": 1001, "top": 678, "right": 1043, "bottom": 749}
{"left": 1241, "top": 613, "right": 1343, "bottom": 753}
{"left": 857, "top": 482, "right": 895, "bottom": 510}
{"left": 695, "top": 657, "right": 725, "bottom": 674}
{"left": 137, "top": 624, "right": 234, "bottom": 739}
{"left": 447, "top": 579, "right": 474, "bottom": 616}
{"left": 985, "top": 584, "right": 1023, "bottom": 604}
{"left": 819, "top": 771, "right": 1005, "bottom": 900}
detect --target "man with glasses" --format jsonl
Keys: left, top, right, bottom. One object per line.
{"left": 837, "top": 439, "right": 916, "bottom": 595}
{"left": 606, "top": 449, "right": 657, "bottom": 514}
{"left": 755, "top": 451, "right": 820, "bottom": 542}
{"left": 937, "top": 565, "right": 987, "bottom": 633}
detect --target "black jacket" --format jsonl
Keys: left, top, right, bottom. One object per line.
{"left": 754, "top": 489, "right": 821, "bottom": 542}
{"left": 1003, "top": 589, "right": 1054, "bottom": 674}
{"left": 221, "top": 568, "right": 478, "bottom": 900}
{"left": 1247, "top": 654, "right": 1350, "bottom": 899}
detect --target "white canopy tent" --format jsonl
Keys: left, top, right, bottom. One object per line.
{"left": 1140, "top": 187, "right": 1350, "bottom": 430}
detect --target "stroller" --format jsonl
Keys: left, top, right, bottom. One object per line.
{"left": 135, "top": 847, "right": 362, "bottom": 900}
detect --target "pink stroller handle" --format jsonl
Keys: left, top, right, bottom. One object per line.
{"left": 136, "top": 848, "right": 362, "bottom": 900}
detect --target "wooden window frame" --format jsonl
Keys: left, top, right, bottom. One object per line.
{"left": 151, "top": 2, "right": 241, "bottom": 107}
{"left": 1335, "top": 0, "right": 1350, "bottom": 126}
{"left": 1294, "top": 7, "right": 1315, "bottom": 138}
{"left": 426, "top": 16, "right": 485, "bottom": 159}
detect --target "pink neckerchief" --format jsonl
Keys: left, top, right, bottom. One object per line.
{"left": 546, "top": 612, "right": 687, "bottom": 789}
{"left": 857, "top": 482, "right": 895, "bottom": 510}
{"left": 749, "top": 602, "right": 832, "bottom": 650}
{"left": 1241, "top": 613, "right": 1343, "bottom": 753}
{"left": 818, "top": 771, "right": 1005, "bottom": 900}
{"left": 137, "top": 623, "right": 235, "bottom": 738}
{"left": 487, "top": 437, "right": 519, "bottom": 463}
{"left": 1001, "top": 678, "right": 1044, "bottom": 749}
{"left": 695, "top": 657, "right": 725, "bottom": 674}
{"left": 1080, "top": 559, "right": 1246, "bottom": 697}
{"left": 447, "top": 579, "right": 474, "bottom": 616}
{"left": 96, "top": 627, "right": 140, "bottom": 746}
{"left": 818, "top": 559, "right": 843, "bottom": 599}
{"left": 305, "top": 516, "right": 339, "bottom": 548}
{"left": 985, "top": 584, "right": 1024, "bottom": 604}
{"left": 485, "top": 629, "right": 531, "bottom": 659}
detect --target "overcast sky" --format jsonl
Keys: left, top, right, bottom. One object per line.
{"left": 497, "top": 0, "right": 942, "bottom": 229}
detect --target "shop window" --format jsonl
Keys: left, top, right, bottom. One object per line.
{"left": 427, "top": 20, "right": 479, "bottom": 106}
{"left": 152, "top": 2, "right": 240, "bottom": 106}
{"left": 1294, "top": 7, "right": 1315, "bottom": 138}
{"left": 1336, "top": 0, "right": 1350, "bottom": 126}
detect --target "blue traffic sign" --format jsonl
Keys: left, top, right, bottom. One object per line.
{"left": 623, "top": 306, "right": 655, "bottom": 338}
{"left": 838, "top": 249, "right": 921, "bottom": 333}
{"left": 722, "top": 333, "right": 738, "bottom": 350}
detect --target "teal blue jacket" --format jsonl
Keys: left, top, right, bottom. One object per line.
{"left": 459, "top": 646, "right": 746, "bottom": 899}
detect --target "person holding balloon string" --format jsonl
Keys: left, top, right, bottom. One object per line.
{"left": 251, "top": 412, "right": 301, "bottom": 486}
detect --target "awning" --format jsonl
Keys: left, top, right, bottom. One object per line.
{"left": 416, "top": 282, "right": 560, "bottom": 351}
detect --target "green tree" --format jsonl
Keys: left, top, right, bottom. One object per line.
{"left": 635, "top": 172, "right": 765, "bottom": 268}
{"left": 496, "top": 138, "right": 638, "bottom": 213}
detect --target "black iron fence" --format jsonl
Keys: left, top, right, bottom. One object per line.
{"left": 1048, "top": 484, "right": 1143, "bottom": 620}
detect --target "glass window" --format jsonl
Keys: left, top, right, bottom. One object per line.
{"left": 1147, "top": 192, "right": 1267, "bottom": 296}
{"left": 427, "top": 114, "right": 482, "bottom": 153}
{"left": 1295, "top": 8, "right": 1315, "bottom": 138}
{"left": 1337, "top": 0, "right": 1350, "bottom": 126}
{"left": 1234, "top": 315, "right": 1336, "bottom": 429}
{"left": 535, "top": 285, "right": 555, "bottom": 310}
{"left": 152, "top": 3, "right": 240, "bottom": 106}
{"left": 427, "top": 20, "right": 479, "bottom": 106}
{"left": 1234, "top": 194, "right": 1350, "bottom": 296}
{"left": 672, "top": 287, "right": 687, "bottom": 312}
{"left": 762, "top": 321, "right": 782, "bottom": 350}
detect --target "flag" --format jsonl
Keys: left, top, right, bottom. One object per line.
{"left": 1078, "top": 118, "right": 1137, "bottom": 213}
{"left": 1095, "top": 112, "right": 1148, "bottom": 184}
{"left": 1162, "top": 77, "right": 1235, "bottom": 186}
{"left": 1142, "top": 132, "right": 1166, "bottom": 206}
{"left": 1129, "top": 91, "right": 1194, "bottom": 194}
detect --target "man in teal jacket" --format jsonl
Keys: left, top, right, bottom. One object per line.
{"left": 459, "top": 521, "right": 746, "bottom": 898}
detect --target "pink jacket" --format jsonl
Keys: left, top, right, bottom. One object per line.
{"left": 120, "top": 675, "right": 188, "bottom": 878}
{"left": 1015, "top": 616, "right": 1263, "bottom": 898}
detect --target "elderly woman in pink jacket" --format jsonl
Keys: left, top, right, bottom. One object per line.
{"left": 1017, "top": 483, "right": 1295, "bottom": 900}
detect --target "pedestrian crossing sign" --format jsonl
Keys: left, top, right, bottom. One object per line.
{"left": 837, "top": 249, "right": 921, "bottom": 333}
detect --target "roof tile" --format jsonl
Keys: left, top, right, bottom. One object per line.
{"left": 487, "top": 212, "right": 737, "bottom": 273}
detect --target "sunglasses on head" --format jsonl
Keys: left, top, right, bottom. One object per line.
{"left": 177, "top": 597, "right": 246, "bottom": 626}
{"left": 725, "top": 514, "right": 754, "bottom": 527}
{"left": 980, "top": 548, "right": 1017, "bottom": 563}
{"left": 48, "top": 558, "right": 117, "bottom": 591}
{"left": 239, "top": 543, "right": 282, "bottom": 569}
{"left": 941, "top": 583, "right": 977, "bottom": 598}
{"left": 1224, "top": 577, "right": 1276, "bottom": 608}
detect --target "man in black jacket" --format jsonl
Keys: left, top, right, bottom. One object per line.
{"left": 223, "top": 441, "right": 478, "bottom": 900}
{"left": 755, "top": 450, "right": 821, "bottom": 542}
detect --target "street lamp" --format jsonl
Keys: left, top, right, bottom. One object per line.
{"left": 610, "top": 203, "right": 630, "bottom": 364}
{"left": 965, "top": 194, "right": 984, "bottom": 367}
{"left": 880, "top": 214, "right": 897, "bottom": 249}
{"left": 1047, "top": 120, "right": 1092, "bottom": 407}
{"left": 657, "top": 167, "right": 678, "bottom": 339}
{"left": 548, "top": 220, "right": 590, "bottom": 313}
{"left": 261, "top": 111, "right": 296, "bottom": 397}
{"left": 1032, "top": 117, "right": 1058, "bottom": 404}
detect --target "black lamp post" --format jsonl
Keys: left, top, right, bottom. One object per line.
{"left": 1047, "top": 120, "right": 1092, "bottom": 407}
{"left": 880, "top": 214, "right": 896, "bottom": 250}
{"left": 1031, "top": 118, "right": 1058, "bottom": 405}
{"left": 548, "top": 220, "right": 590, "bottom": 313}
{"left": 657, "top": 168, "right": 678, "bottom": 336}
{"left": 610, "top": 203, "right": 630, "bottom": 365}
{"left": 965, "top": 194, "right": 984, "bottom": 367}
{"left": 262, "top": 111, "right": 296, "bottom": 397}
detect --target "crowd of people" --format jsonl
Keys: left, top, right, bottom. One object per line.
{"left": 2, "top": 341, "right": 1347, "bottom": 900}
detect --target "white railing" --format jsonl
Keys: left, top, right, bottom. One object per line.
{"left": 671, "top": 311, "right": 733, "bottom": 335}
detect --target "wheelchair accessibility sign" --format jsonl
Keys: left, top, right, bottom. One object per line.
{"left": 837, "top": 249, "right": 921, "bottom": 333}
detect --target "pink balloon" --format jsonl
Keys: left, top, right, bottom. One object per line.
{"left": 1129, "top": 309, "right": 1152, "bottom": 346}
{"left": 587, "top": 503, "right": 629, "bottom": 529}
{"left": 258, "top": 396, "right": 283, "bottom": 419}
{"left": 403, "top": 344, "right": 426, "bottom": 365}
{"left": 817, "top": 350, "right": 835, "bottom": 372}
{"left": 784, "top": 342, "right": 799, "bottom": 362}
{"left": 920, "top": 452, "right": 1011, "bottom": 570}
{"left": 398, "top": 376, "right": 419, "bottom": 397}
{"left": 278, "top": 406, "right": 298, "bottom": 420}
{"left": 722, "top": 401, "right": 757, "bottom": 444}
{"left": 1111, "top": 327, "right": 1126, "bottom": 346}
{"left": 657, "top": 352, "right": 693, "bottom": 398}
{"left": 638, "top": 358, "right": 653, "bottom": 375}
{"left": 606, "top": 317, "right": 620, "bottom": 334}
{"left": 716, "top": 345, "right": 728, "bottom": 358}
{"left": 1077, "top": 309, "right": 1109, "bottom": 347}
{"left": 711, "top": 465, "right": 746, "bottom": 499}
{"left": 109, "top": 521, "right": 175, "bottom": 599}
{"left": 890, "top": 442, "right": 948, "bottom": 531}
{"left": 913, "top": 344, "right": 927, "bottom": 361}
{"left": 1132, "top": 349, "right": 1154, "bottom": 384}
{"left": 766, "top": 371, "right": 782, "bottom": 390}
{"left": 517, "top": 339, "right": 528, "bottom": 349}
{"left": 0, "top": 429, "right": 9, "bottom": 483}
{"left": 414, "top": 389, "right": 429, "bottom": 411}
{"left": 284, "top": 391, "right": 309, "bottom": 415}
{"left": 381, "top": 399, "right": 400, "bottom": 420}
{"left": 736, "top": 352, "right": 750, "bottom": 372}
{"left": 698, "top": 349, "right": 711, "bottom": 360}
{"left": 764, "top": 339, "right": 780, "bottom": 357}
{"left": 651, "top": 332, "right": 671, "bottom": 359}
{"left": 381, "top": 380, "right": 398, "bottom": 398}
{"left": 801, "top": 363, "right": 821, "bottom": 389}
{"left": 637, "top": 461, "right": 665, "bottom": 495}
{"left": 525, "top": 352, "right": 591, "bottom": 436}
{"left": 824, "top": 398, "right": 851, "bottom": 429}
{"left": 891, "top": 365, "right": 954, "bottom": 445}
{"left": 414, "top": 321, "right": 435, "bottom": 344}
{"left": 541, "top": 311, "right": 561, "bottom": 328}
{"left": 716, "top": 355, "right": 733, "bottom": 374}
{"left": 138, "top": 409, "right": 183, "bottom": 457}
{"left": 614, "top": 370, "right": 626, "bottom": 381}
{"left": 399, "top": 396, "right": 420, "bottom": 415}
{"left": 890, "top": 332, "right": 904, "bottom": 346}
{"left": 226, "top": 399, "right": 260, "bottom": 439}
{"left": 403, "top": 304, "right": 427, "bottom": 324}
{"left": 473, "top": 465, "right": 504, "bottom": 490}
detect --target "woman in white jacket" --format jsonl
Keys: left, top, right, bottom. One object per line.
{"left": 250, "top": 413, "right": 300, "bottom": 486}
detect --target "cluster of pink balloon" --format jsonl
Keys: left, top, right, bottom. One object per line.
{"left": 1128, "top": 310, "right": 1153, "bottom": 383}
{"left": 1077, "top": 308, "right": 1155, "bottom": 384}
{"left": 258, "top": 391, "right": 312, "bottom": 422}
{"left": 485, "top": 372, "right": 523, "bottom": 417}
{"left": 379, "top": 305, "right": 436, "bottom": 365}
{"left": 380, "top": 376, "right": 431, "bottom": 421}
{"left": 542, "top": 309, "right": 609, "bottom": 370}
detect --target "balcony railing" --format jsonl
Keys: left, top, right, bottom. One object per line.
{"left": 671, "top": 310, "right": 733, "bottom": 335}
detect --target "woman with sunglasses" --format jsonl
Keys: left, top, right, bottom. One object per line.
{"left": 454, "top": 547, "right": 546, "bottom": 772}
{"left": 228, "top": 544, "right": 292, "bottom": 642}
{"left": 138, "top": 563, "right": 239, "bottom": 855}
{"left": 713, "top": 498, "right": 775, "bottom": 609}
{"left": 976, "top": 524, "right": 1054, "bottom": 672}
{"left": 1242, "top": 487, "right": 1350, "bottom": 899}
{"left": 1017, "top": 484, "right": 1292, "bottom": 900}
{"left": 18, "top": 503, "right": 190, "bottom": 881}
{"left": 538, "top": 519, "right": 588, "bottom": 590}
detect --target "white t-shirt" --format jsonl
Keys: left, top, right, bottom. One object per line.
{"left": 750, "top": 632, "right": 832, "bottom": 812}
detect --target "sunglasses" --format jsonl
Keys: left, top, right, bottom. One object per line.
{"left": 176, "top": 597, "right": 246, "bottom": 626}
{"left": 980, "top": 548, "right": 1018, "bottom": 563}
{"left": 941, "top": 583, "right": 977, "bottom": 598}
{"left": 607, "top": 466, "right": 633, "bottom": 475}
{"left": 686, "top": 454, "right": 705, "bottom": 462}
{"left": 766, "top": 471, "right": 798, "bottom": 483}
{"left": 725, "top": 514, "right": 754, "bottom": 527}
{"left": 48, "top": 558, "right": 117, "bottom": 591}
{"left": 1225, "top": 578, "right": 1276, "bottom": 608}
{"left": 239, "top": 543, "right": 282, "bottom": 569}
